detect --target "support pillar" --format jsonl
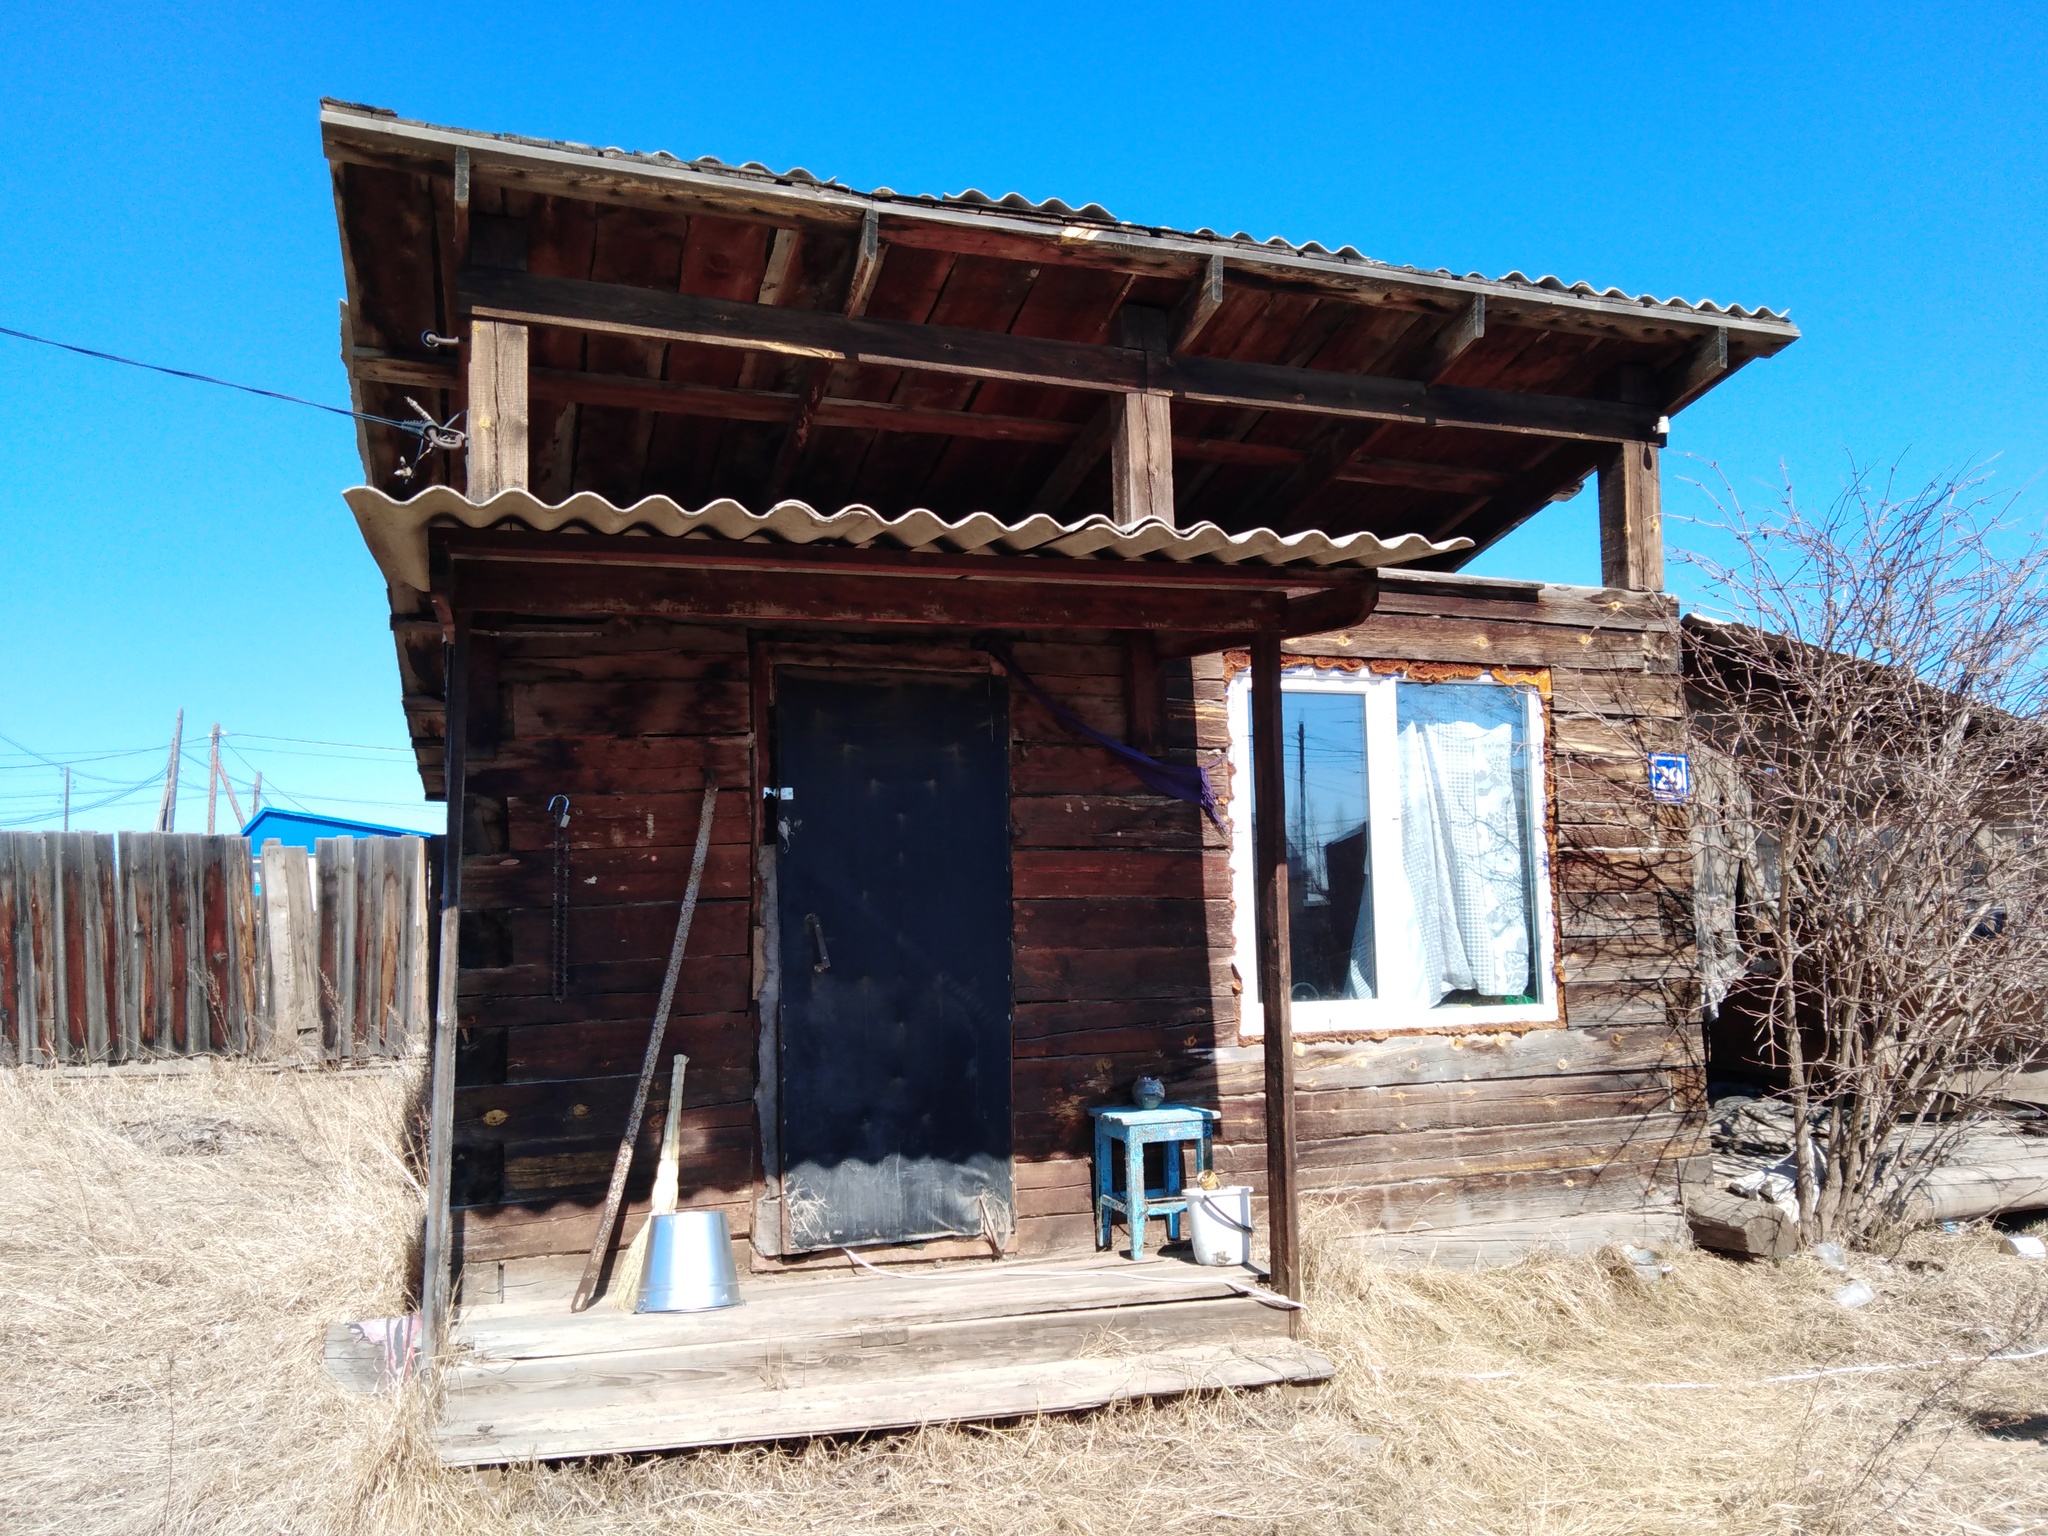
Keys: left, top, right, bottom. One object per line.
{"left": 1250, "top": 632, "right": 1301, "bottom": 1307}
{"left": 419, "top": 622, "right": 469, "bottom": 1372}
{"left": 1109, "top": 307, "right": 1174, "bottom": 528}
{"left": 466, "top": 320, "right": 529, "bottom": 500}
{"left": 1598, "top": 441, "right": 1662, "bottom": 591}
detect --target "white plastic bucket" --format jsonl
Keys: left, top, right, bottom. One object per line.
{"left": 1185, "top": 1185, "right": 1254, "bottom": 1267}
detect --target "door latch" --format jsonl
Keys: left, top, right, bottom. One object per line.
{"left": 805, "top": 913, "right": 832, "bottom": 973}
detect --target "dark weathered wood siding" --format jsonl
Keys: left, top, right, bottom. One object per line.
{"left": 448, "top": 570, "right": 1703, "bottom": 1266}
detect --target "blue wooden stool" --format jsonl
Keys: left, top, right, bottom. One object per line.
{"left": 1089, "top": 1104, "right": 1221, "bottom": 1261}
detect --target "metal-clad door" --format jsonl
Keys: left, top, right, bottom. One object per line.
{"left": 773, "top": 670, "right": 1013, "bottom": 1251}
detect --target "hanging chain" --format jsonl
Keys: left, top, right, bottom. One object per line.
{"left": 549, "top": 795, "right": 572, "bottom": 1002}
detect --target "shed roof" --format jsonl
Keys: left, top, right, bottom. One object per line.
{"left": 324, "top": 102, "right": 1797, "bottom": 566}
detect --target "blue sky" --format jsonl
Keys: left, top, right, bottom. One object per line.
{"left": 2, "top": 2, "right": 2042, "bottom": 831}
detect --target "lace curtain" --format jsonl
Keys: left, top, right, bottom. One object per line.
{"left": 1386, "top": 685, "right": 1535, "bottom": 1004}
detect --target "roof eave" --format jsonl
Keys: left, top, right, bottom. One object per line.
{"left": 320, "top": 101, "right": 1800, "bottom": 355}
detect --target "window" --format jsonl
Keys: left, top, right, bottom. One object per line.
{"left": 1226, "top": 664, "right": 1557, "bottom": 1034}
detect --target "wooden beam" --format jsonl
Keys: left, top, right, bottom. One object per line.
{"left": 465, "top": 320, "right": 529, "bottom": 499}
{"left": 420, "top": 622, "right": 469, "bottom": 1371}
{"left": 460, "top": 269, "right": 1666, "bottom": 444}
{"left": 1258, "top": 299, "right": 1490, "bottom": 530}
{"left": 1598, "top": 441, "right": 1662, "bottom": 591}
{"left": 1250, "top": 632, "right": 1301, "bottom": 1308}
{"left": 1109, "top": 307, "right": 1173, "bottom": 527}
{"left": 1026, "top": 401, "right": 1119, "bottom": 516}
{"left": 734, "top": 228, "right": 800, "bottom": 390}
{"left": 1153, "top": 576, "right": 1380, "bottom": 659}
{"left": 449, "top": 555, "right": 1306, "bottom": 631}
{"left": 355, "top": 350, "right": 1533, "bottom": 498}
{"left": 1418, "top": 294, "right": 1485, "bottom": 382}
{"left": 1168, "top": 254, "right": 1226, "bottom": 352}
{"left": 842, "top": 207, "right": 886, "bottom": 318}
{"left": 440, "top": 527, "right": 1358, "bottom": 589}
{"left": 769, "top": 210, "right": 885, "bottom": 498}
{"left": 1660, "top": 325, "right": 1729, "bottom": 413}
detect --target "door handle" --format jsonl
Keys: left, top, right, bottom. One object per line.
{"left": 805, "top": 913, "right": 831, "bottom": 973}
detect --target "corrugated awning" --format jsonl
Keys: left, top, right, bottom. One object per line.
{"left": 345, "top": 486, "right": 1471, "bottom": 594}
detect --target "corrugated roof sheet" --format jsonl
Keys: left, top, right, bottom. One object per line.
{"left": 321, "top": 102, "right": 1792, "bottom": 326}
{"left": 345, "top": 486, "right": 1469, "bottom": 593}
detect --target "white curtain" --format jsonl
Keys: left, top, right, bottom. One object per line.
{"left": 1395, "top": 689, "right": 1533, "bottom": 1003}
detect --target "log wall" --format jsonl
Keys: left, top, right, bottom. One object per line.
{"left": 448, "top": 569, "right": 1705, "bottom": 1268}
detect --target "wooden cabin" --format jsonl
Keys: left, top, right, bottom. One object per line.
{"left": 321, "top": 101, "right": 1798, "bottom": 1460}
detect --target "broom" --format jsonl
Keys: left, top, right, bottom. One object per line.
{"left": 571, "top": 773, "right": 718, "bottom": 1313}
{"left": 611, "top": 1052, "right": 689, "bottom": 1311}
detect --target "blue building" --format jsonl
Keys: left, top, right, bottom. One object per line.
{"left": 242, "top": 807, "right": 422, "bottom": 852}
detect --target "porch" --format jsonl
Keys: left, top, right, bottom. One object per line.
{"left": 440, "top": 1252, "right": 1330, "bottom": 1465}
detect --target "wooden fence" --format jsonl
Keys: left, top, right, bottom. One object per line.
{"left": 0, "top": 831, "right": 429, "bottom": 1066}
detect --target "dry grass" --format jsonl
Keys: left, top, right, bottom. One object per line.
{"left": 5, "top": 1062, "right": 2047, "bottom": 1535}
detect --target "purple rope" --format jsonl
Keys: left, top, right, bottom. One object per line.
{"left": 979, "top": 640, "right": 1221, "bottom": 826}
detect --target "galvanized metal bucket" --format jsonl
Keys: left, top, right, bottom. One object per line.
{"left": 635, "top": 1209, "right": 743, "bottom": 1312}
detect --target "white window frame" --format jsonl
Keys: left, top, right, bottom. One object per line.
{"left": 1226, "top": 663, "right": 1559, "bottom": 1037}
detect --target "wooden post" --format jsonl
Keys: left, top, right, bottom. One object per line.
{"left": 156, "top": 710, "right": 183, "bottom": 833}
{"left": 419, "top": 623, "right": 469, "bottom": 1370}
{"left": 465, "top": 321, "right": 529, "bottom": 500}
{"left": 1598, "top": 441, "right": 1662, "bottom": 591}
{"left": 1250, "top": 632, "right": 1301, "bottom": 1307}
{"left": 1110, "top": 307, "right": 1173, "bottom": 528}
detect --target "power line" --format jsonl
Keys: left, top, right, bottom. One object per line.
{"left": 0, "top": 323, "right": 466, "bottom": 449}
{"left": 228, "top": 732, "right": 415, "bottom": 754}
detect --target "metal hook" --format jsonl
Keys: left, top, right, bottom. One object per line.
{"left": 421, "top": 330, "right": 462, "bottom": 351}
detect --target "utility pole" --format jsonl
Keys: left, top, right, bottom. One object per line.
{"left": 155, "top": 709, "right": 184, "bottom": 833}
{"left": 62, "top": 766, "right": 70, "bottom": 831}
{"left": 251, "top": 771, "right": 262, "bottom": 815}
{"left": 219, "top": 751, "right": 246, "bottom": 830}
{"left": 207, "top": 724, "right": 222, "bottom": 835}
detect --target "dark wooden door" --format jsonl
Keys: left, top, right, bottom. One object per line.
{"left": 773, "top": 671, "right": 1013, "bottom": 1251}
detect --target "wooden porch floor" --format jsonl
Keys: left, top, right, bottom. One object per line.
{"left": 439, "top": 1253, "right": 1332, "bottom": 1465}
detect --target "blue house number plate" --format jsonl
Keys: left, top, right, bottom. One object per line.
{"left": 1648, "top": 752, "right": 1691, "bottom": 804}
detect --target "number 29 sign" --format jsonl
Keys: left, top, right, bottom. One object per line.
{"left": 1648, "top": 752, "right": 1691, "bottom": 804}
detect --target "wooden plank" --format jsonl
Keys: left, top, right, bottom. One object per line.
{"left": 1348, "top": 1209, "right": 1688, "bottom": 1268}
{"left": 452, "top": 557, "right": 1301, "bottom": 635}
{"left": 459, "top": 269, "right": 1667, "bottom": 444}
{"left": 0, "top": 837, "right": 18, "bottom": 1063}
{"left": 437, "top": 1337, "right": 1332, "bottom": 1464}
{"left": 453, "top": 1294, "right": 1287, "bottom": 1401}
{"left": 1011, "top": 848, "right": 1227, "bottom": 900}
{"left": 1167, "top": 254, "right": 1226, "bottom": 352}
{"left": 423, "top": 623, "right": 471, "bottom": 1365}
{"left": 260, "top": 842, "right": 319, "bottom": 1058}
{"left": 466, "top": 319, "right": 530, "bottom": 498}
{"left": 1250, "top": 633, "right": 1300, "bottom": 1305}
{"left": 455, "top": 1267, "right": 1274, "bottom": 1361}
{"left": 1177, "top": 1024, "right": 1693, "bottom": 1097}
{"left": 1598, "top": 441, "right": 1662, "bottom": 592}
{"left": 1419, "top": 294, "right": 1486, "bottom": 382}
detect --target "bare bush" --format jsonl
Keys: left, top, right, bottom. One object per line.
{"left": 1683, "top": 462, "right": 2048, "bottom": 1246}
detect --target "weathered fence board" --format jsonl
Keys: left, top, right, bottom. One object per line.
{"left": 316, "top": 835, "right": 428, "bottom": 1060}
{"left": 0, "top": 831, "right": 428, "bottom": 1065}
{"left": 262, "top": 842, "right": 321, "bottom": 1056}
